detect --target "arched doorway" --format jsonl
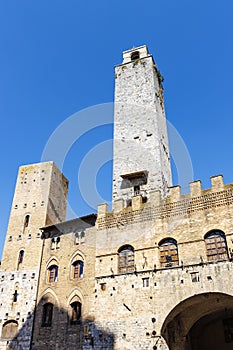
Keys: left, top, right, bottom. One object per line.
{"left": 161, "top": 293, "right": 233, "bottom": 350}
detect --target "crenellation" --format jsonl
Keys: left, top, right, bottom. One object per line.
{"left": 113, "top": 199, "right": 124, "bottom": 213}
{"left": 167, "top": 185, "right": 181, "bottom": 202}
{"left": 97, "top": 203, "right": 108, "bottom": 217}
{"left": 189, "top": 179, "right": 202, "bottom": 197}
{"left": 211, "top": 174, "right": 224, "bottom": 191}
{"left": 132, "top": 194, "right": 142, "bottom": 211}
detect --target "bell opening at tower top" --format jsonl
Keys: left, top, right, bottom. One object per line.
{"left": 131, "top": 51, "right": 140, "bottom": 61}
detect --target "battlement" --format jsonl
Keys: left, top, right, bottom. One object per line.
{"left": 97, "top": 175, "right": 233, "bottom": 229}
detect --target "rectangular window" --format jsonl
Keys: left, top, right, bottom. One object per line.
{"left": 142, "top": 277, "right": 149, "bottom": 287}
{"left": 190, "top": 272, "right": 200, "bottom": 282}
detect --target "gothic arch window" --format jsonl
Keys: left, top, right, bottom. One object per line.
{"left": 204, "top": 230, "right": 228, "bottom": 261}
{"left": 1, "top": 320, "right": 18, "bottom": 339}
{"left": 41, "top": 303, "right": 53, "bottom": 327}
{"left": 17, "top": 250, "right": 24, "bottom": 270}
{"left": 131, "top": 51, "right": 140, "bottom": 61}
{"left": 72, "top": 260, "right": 84, "bottom": 279}
{"left": 24, "top": 215, "right": 30, "bottom": 228}
{"left": 118, "top": 245, "right": 135, "bottom": 273}
{"left": 70, "top": 301, "right": 81, "bottom": 324}
{"left": 159, "top": 238, "right": 179, "bottom": 268}
{"left": 48, "top": 265, "right": 58, "bottom": 283}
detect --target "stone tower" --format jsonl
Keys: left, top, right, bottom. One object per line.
{"left": 0, "top": 161, "right": 68, "bottom": 349}
{"left": 112, "top": 45, "right": 172, "bottom": 205}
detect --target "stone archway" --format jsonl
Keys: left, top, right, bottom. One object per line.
{"left": 161, "top": 292, "right": 233, "bottom": 350}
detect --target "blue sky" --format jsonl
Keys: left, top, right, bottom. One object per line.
{"left": 0, "top": 1, "right": 233, "bottom": 258}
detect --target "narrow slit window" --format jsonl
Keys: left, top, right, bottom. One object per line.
{"left": 17, "top": 250, "right": 24, "bottom": 270}
{"left": 24, "top": 215, "right": 30, "bottom": 228}
{"left": 13, "top": 290, "right": 18, "bottom": 303}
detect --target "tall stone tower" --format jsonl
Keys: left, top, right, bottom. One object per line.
{"left": 0, "top": 161, "right": 68, "bottom": 349}
{"left": 112, "top": 45, "right": 172, "bottom": 205}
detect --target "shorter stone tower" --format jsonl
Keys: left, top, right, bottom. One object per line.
{"left": 113, "top": 45, "right": 172, "bottom": 206}
{"left": 0, "top": 161, "right": 68, "bottom": 350}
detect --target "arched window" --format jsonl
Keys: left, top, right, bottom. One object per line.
{"left": 131, "top": 51, "right": 140, "bottom": 61}
{"left": 159, "top": 238, "right": 179, "bottom": 268}
{"left": 72, "top": 260, "right": 84, "bottom": 279}
{"left": 205, "top": 230, "right": 228, "bottom": 261}
{"left": 42, "top": 303, "right": 53, "bottom": 327}
{"left": 48, "top": 265, "right": 58, "bottom": 283}
{"left": 17, "top": 250, "right": 24, "bottom": 270}
{"left": 24, "top": 215, "right": 30, "bottom": 228}
{"left": 70, "top": 301, "right": 81, "bottom": 324}
{"left": 1, "top": 320, "right": 18, "bottom": 339}
{"left": 13, "top": 290, "right": 18, "bottom": 303}
{"left": 118, "top": 245, "right": 135, "bottom": 273}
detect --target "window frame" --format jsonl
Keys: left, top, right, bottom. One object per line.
{"left": 72, "top": 260, "right": 84, "bottom": 279}
{"left": 159, "top": 238, "right": 179, "bottom": 268}
{"left": 48, "top": 265, "right": 58, "bottom": 283}
{"left": 118, "top": 245, "right": 135, "bottom": 273}
{"left": 204, "top": 230, "right": 229, "bottom": 262}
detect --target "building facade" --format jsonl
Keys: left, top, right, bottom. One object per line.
{"left": 1, "top": 46, "right": 233, "bottom": 350}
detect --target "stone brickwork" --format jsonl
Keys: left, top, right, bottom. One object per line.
{"left": 113, "top": 45, "right": 172, "bottom": 204}
{"left": 0, "top": 162, "right": 68, "bottom": 350}
{"left": 31, "top": 216, "right": 97, "bottom": 350}
{"left": 0, "top": 270, "right": 39, "bottom": 350}
{"left": 1, "top": 46, "right": 233, "bottom": 349}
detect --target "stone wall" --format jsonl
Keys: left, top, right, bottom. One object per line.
{"left": 112, "top": 45, "right": 171, "bottom": 203}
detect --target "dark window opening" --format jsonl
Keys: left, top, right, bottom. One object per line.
{"left": 70, "top": 302, "right": 81, "bottom": 324}
{"left": 159, "top": 238, "right": 179, "bottom": 268}
{"left": 24, "top": 215, "right": 30, "bottom": 228}
{"left": 100, "top": 283, "right": 106, "bottom": 291}
{"left": 17, "top": 250, "right": 24, "bottom": 270}
{"left": 118, "top": 245, "right": 135, "bottom": 273}
{"left": 13, "top": 290, "right": 18, "bottom": 303}
{"left": 131, "top": 51, "right": 140, "bottom": 61}
{"left": 190, "top": 272, "right": 200, "bottom": 283}
{"left": 205, "top": 230, "right": 228, "bottom": 261}
{"left": 134, "top": 185, "right": 140, "bottom": 196}
{"left": 42, "top": 303, "right": 53, "bottom": 327}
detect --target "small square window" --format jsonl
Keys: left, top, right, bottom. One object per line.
{"left": 100, "top": 283, "right": 106, "bottom": 291}
{"left": 142, "top": 277, "right": 149, "bottom": 287}
{"left": 190, "top": 272, "right": 200, "bottom": 283}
